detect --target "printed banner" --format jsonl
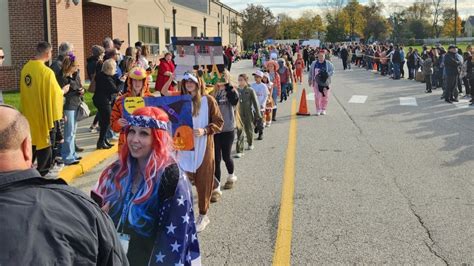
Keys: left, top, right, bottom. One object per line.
{"left": 171, "top": 37, "right": 225, "bottom": 80}
{"left": 122, "top": 95, "right": 194, "bottom": 151}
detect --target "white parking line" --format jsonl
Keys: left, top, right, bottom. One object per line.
{"left": 307, "top": 92, "right": 315, "bottom": 101}
{"left": 349, "top": 95, "right": 368, "bottom": 104}
{"left": 399, "top": 97, "right": 418, "bottom": 106}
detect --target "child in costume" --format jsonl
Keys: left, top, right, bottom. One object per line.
{"left": 250, "top": 70, "right": 268, "bottom": 140}
{"left": 111, "top": 67, "right": 153, "bottom": 151}
{"left": 94, "top": 106, "right": 201, "bottom": 265}
{"left": 162, "top": 72, "right": 224, "bottom": 232}
{"left": 261, "top": 73, "right": 274, "bottom": 127}
{"left": 294, "top": 53, "right": 305, "bottom": 84}
{"left": 265, "top": 60, "right": 281, "bottom": 121}
{"left": 235, "top": 74, "right": 261, "bottom": 158}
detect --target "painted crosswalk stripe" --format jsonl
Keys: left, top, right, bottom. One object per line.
{"left": 399, "top": 97, "right": 418, "bottom": 106}
{"left": 349, "top": 95, "right": 368, "bottom": 104}
{"left": 307, "top": 92, "right": 315, "bottom": 101}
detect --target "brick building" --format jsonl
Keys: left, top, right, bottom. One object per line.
{"left": 0, "top": 0, "right": 242, "bottom": 91}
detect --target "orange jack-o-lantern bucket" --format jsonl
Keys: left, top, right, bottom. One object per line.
{"left": 173, "top": 125, "right": 194, "bottom": 150}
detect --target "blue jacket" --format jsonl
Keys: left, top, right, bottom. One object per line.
{"left": 308, "top": 60, "right": 334, "bottom": 86}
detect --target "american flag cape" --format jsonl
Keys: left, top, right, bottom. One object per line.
{"left": 149, "top": 172, "right": 201, "bottom": 265}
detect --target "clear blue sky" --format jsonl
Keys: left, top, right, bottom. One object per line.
{"left": 221, "top": 0, "right": 473, "bottom": 19}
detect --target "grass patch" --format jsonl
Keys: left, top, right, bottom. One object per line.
{"left": 2, "top": 88, "right": 97, "bottom": 116}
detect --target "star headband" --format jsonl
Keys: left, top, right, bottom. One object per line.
{"left": 127, "top": 115, "right": 168, "bottom": 130}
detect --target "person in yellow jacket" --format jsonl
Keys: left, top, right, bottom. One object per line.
{"left": 20, "top": 42, "right": 67, "bottom": 177}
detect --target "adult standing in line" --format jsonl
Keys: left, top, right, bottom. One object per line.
{"left": 113, "top": 38, "right": 125, "bottom": 63}
{"left": 421, "top": 53, "right": 434, "bottom": 93}
{"left": 87, "top": 45, "right": 105, "bottom": 133}
{"left": 0, "top": 105, "right": 128, "bottom": 265}
{"left": 391, "top": 45, "right": 402, "bottom": 80}
{"left": 340, "top": 45, "right": 349, "bottom": 70}
{"left": 303, "top": 47, "right": 310, "bottom": 72}
{"left": 20, "top": 42, "right": 67, "bottom": 177}
{"left": 57, "top": 53, "right": 84, "bottom": 165}
{"left": 162, "top": 72, "right": 224, "bottom": 232}
{"left": 50, "top": 42, "right": 73, "bottom": 80}
{"left": 93, "top": 59, "right": 122, "bottom": 149}
{"left": 461, "top": 51, "right": 472, "bottom": 99}
{"left": 155, "top": 52, "right": 176, "bottom": 93}
{"left": 444, "top": 45, "right": 462, "bottom": 103}
{"left": 406, "top": 47, "right": 415, "bottom": 80}
{"left": 235, "top": 74, "right": 261, "bottom": 158}
{"left": 211, "top": 72, "right": 239, "bottom": 202}
{"left": 308, "top": 51, "right": 335, "bottom": 116}
{"left": 399, "top": 45, "right": 406, "bottom": 78}
{"left": 225, "top": 46, "right": 235, "bottom": 71}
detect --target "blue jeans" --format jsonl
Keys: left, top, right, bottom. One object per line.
{"left": 392, "top": 63, "right": 400, "bottom": 79}
{"left": 61, "top": 110, "right": 78, "bottom": 164}
{"left": 281, "top": 83, "right": 288, "bottom": 101}
{"left": 272, "top": 86, "right": 278, "bottom": 108}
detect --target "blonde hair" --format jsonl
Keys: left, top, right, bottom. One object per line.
{"left": 102, "top": 59, "right": 116, "bottom": 76}
{"left": 61, "top": 55, "right": 78, "bottom": 77}
{"left": 238, "top": 73, "right": 249, "bottom": 87}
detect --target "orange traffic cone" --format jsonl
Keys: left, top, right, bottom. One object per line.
{"left": 297, "top": 88, "right": 311, "bottom": 116}
{"left": 373, "top": 62, "right": 377, "bottom": 71}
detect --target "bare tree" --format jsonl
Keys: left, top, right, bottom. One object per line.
{"left": 431, "top": 0, "right": 444, "bottom": 38}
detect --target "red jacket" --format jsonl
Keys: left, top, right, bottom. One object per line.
{"left": 155, "top": 58, "right": 175, "bottom": 92}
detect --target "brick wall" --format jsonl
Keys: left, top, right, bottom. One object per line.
{"left": 83, "top": 3, "right": 112, "bottom": 79}
{"left": 0, "top": 0, "right": 45, "bottom": 91}
{"left": 111, "top": 7, "right": 129, "bottom": 48}
{"left": 53, "top": 0, "right": 85, "bottom": 82}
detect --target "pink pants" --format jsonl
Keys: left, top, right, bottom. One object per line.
{"left": 313, "top": 85, "right": 330, "bottom": 112}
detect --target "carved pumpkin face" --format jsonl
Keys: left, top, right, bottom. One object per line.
{"left": 173, "top": 125, "right": 194, "bottom": 150}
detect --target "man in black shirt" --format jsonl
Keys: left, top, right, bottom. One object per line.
{"left": 0, "top": 104, "right": 128, "bottom": 265}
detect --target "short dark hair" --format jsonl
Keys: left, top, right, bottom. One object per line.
{"left": 36, "top": 42, "right": 52, "bottom": 56}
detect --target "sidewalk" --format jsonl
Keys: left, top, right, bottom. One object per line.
{"left": 58, "top": 116, "right": 117, "bottom": 183}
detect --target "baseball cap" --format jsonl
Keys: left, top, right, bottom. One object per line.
{"left": 448, "top": 45, "right": 457, "bottom": 50}
{"left": 113, "top": 38, "right": 124, "bottom": 45}
{"left": 252, "top": 70, "right": 264, "bottom": 78}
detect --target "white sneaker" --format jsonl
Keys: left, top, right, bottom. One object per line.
{"left": 211, "top": 186, "right": 222, "bottom": 202}
{"left": 265, "top": 123, "right": 271, "bottom": 127}
{"left": 196, "top": 214, "right": 210, "bottom": 233}
{"left": 234, "top": 153, "right": 243, "bottom": 158}
{"left": 224, "top": 174, "right": 237, "bottom": 189}
{"left": 321, "top": 110, "right": 327, "bottom": 115}
{"left": 247, "top": 145, "right": 254, "bottom": 150}
{"left": 315, "top": 112, "right": 321, "bottom": 116}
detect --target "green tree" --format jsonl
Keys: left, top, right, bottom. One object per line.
{"left": 240, "top": 4, "right": 277, "bottom": 48}
{"left": 325, "top": 12, "right": 347, "bottom": 42}
{"left": 342, "top": 0, "right": 365, "bottom": 40}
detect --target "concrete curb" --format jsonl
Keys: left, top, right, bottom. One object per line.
{"left": 59, "top": 145, "right": 117, "bottom": 183}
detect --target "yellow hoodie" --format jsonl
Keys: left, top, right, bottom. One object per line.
{"left": 20, "top": 60, "right": 63, "bottom": 150}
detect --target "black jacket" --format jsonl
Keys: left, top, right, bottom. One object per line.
{"left": 93, "top": 71, "right": 120, "bottom": 107}
{"left": 0, "top": 169, "right": 128, "bottom": 266}
{"left": 58, "top": 70, "right": 83, "bottom": 110}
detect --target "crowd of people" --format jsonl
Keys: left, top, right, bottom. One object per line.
{"left": 332, "top": 43, "right": 474, "bottom": 104}
{"left": 1, "top": 36, "right": 337, "bottom": 265}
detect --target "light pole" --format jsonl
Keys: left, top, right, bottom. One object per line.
{"left": 454, "top": 0, "right": 457, "bottom": 45}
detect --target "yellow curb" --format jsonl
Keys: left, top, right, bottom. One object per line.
{"left": 59, "top": 144, "right": 118, "bottom": 183}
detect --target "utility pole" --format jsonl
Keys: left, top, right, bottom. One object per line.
{"left": 454, "top": 0, "right": 457, "bottom": 45}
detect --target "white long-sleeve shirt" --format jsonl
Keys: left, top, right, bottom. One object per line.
{"left": 251, "top": 82, "right": 268, "bottom": 111}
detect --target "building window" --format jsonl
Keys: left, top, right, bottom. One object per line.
{"left": 191, "top": 26, "right": 198, "bottom": 37}
{"left": 165, "top": 29, "right": 171, "bottom": 45}
{"left": 138, "top": 25, "right": 160, "bottom": 54}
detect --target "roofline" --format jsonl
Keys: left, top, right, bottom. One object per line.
{"left": 211, "top": 0, "right": 242, "bottom": 17}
